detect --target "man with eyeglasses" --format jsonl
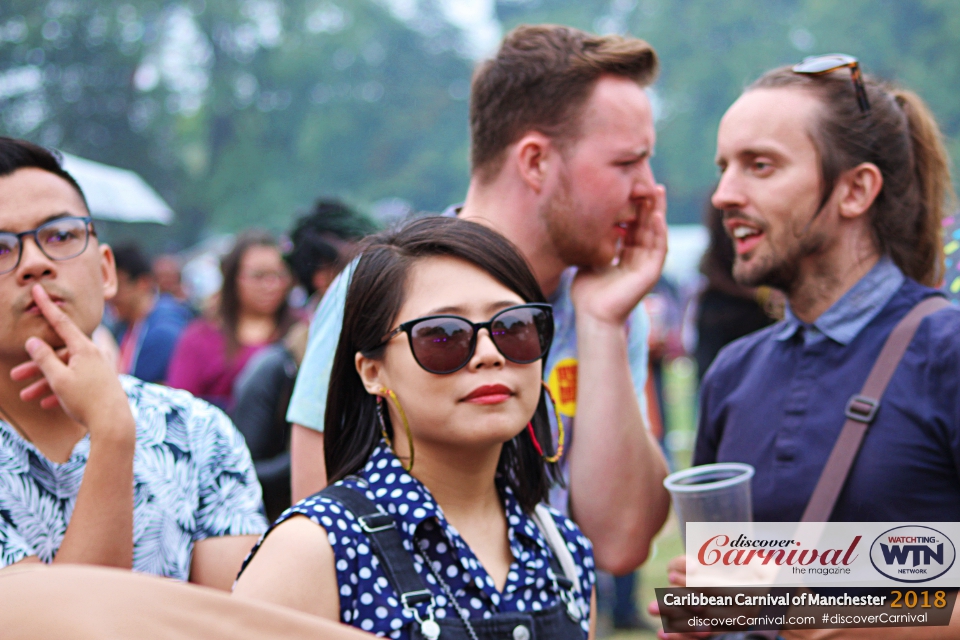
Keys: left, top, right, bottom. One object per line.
{"left": 287, "top": 24, "right": 671, "bottom": 577}
{"left": 655, "top": 57, "right": 960, "bottom": 637}
{"left": 0, "top": 137, "right": 267, "bottom": 588}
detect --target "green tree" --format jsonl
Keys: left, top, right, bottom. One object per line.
{"left": 1, "top": 0, "right": 476, "bottom": 243}
{"left": 2, "top": 0, "right": 957, "bottom": 237}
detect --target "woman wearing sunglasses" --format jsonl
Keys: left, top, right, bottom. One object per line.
{"left": 234, "top": 217, "right": 595, "bottom": 639}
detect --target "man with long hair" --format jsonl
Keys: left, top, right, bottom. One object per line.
{"left": 662, "top": 56, "right": 960, "bottom": 637}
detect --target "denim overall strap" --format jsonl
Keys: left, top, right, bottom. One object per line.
{"left": 320, "top": 484, "right": 434, "bottom": 612}
{"left": 321, "top": 485, "right": 586, "bottom": 639}
{"left": 409, "top": 606, "right": 586, "bottom": 640}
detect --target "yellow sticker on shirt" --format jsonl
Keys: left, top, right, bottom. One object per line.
{"left": 547, "top": 358, "right": 578, "bottom": 417}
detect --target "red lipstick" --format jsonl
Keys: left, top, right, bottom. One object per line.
{"left": 462, "top": 384, "right": 513, "bottom": 405}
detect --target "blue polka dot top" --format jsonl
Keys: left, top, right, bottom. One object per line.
{"left": 254, "top": 441, "right": 595, "bottom": 638}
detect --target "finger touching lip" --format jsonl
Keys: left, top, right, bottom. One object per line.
{"left": 22, "top": 286, "right": 66, "bottom": 314}
{"left": 25, "top": 298, "right": 65, "bottom": 315}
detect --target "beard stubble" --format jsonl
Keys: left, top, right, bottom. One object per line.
{"left": 539, "top": 173, "right": 613, "bottom": 269}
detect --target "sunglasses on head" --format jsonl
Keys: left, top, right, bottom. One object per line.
{"left": 371, "top": 303, "right": 554, "bottom": 374}
{"left": 792, "top": 53, "right": 871, "bottom": 113}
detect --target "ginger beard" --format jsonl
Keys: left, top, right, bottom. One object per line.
{"left": 539, "top": 164, "right": 623, "bottom": 269}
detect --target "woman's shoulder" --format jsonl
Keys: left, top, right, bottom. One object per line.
{"left": 534, "top": 503, "right": 596, "bottom": 593}
{"left": 241, "top": 480, "right": 375, "bottom": 588}
{"left": 282, "top": 481, "right": 369, "bottom": 539}
{"left": 537, "top": 503, "right": 593, "bottom": 552}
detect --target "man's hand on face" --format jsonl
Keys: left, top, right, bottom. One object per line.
{"left": 571, "top": 185, "right": 668, "bottom": 326}
{"left": 11, "top": 285, "right": 135, "bottom": 442}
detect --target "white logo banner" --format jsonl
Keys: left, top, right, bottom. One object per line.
{"left": 686, "top": 522, "right": 960, "bottom": 588}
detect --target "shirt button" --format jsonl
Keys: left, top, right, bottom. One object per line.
{"left": 512, "top": 624, "right": 531, "bottom": 640}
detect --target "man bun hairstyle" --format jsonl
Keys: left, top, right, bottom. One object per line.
{"left": 285, "top": 199, "right": 378, "bottom": 294}
{"left": 470, "top": 24, "right": 659, "bottom": 183}
{"left": 749, "top": 67, "right": 956, "bottom": 287}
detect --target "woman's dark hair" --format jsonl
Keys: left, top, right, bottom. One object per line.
{"left": 219, "top": 230, "right": 297, "bottom": 354}
{"left": 699, "top": 195, "right": 738, "bottom": 293}
{"left": 748, "top": 66, "right": 956, "bottom": 287}
{"left": 324, "top": 216, "right": 561, "bottom": 512}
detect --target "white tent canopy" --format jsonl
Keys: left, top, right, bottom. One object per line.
{"left": 59, "top": 153, "right": 174, "bottom": 224}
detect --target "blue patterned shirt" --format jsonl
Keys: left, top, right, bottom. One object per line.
{"left": 246, "top": 442, "right": 595, "bottom": 638}
{"left": 0, "top": 375, "right": 268, "bottom": 578}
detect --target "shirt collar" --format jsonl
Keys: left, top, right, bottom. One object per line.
{"left": 775, "top": 256, "right": 904, "bottom": 345}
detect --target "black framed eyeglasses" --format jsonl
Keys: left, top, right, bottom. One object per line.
{"left": 0, "top": 216, "right": 95, "bottom": 276}
{"left": 371, "top": 303, "right": 554, "bottom": 374}
{"left": 792, "top": 53, "right": 870, "bottom": 113}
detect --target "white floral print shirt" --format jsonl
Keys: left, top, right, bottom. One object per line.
{"left": 0, "top": 375, "right": 267, "bottom": 578}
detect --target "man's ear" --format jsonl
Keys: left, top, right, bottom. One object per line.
{"left": 837, "top": 162, "right": 883, "bottom": 220}
{"left": 355, "top": 351, "right": 386, "bottom": 396}
{"left": 514, "top": 132, "right": 556, "bottom": 194}
{"left": 100, "top": 243, "right": 118, "bottom": 300}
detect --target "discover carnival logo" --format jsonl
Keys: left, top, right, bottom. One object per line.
{"left": 869, "top": 526, "right": 956, "bottom": 583}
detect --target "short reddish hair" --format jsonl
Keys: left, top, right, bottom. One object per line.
{"left": 469, "top": 24, "right": 658, "bottom": 182}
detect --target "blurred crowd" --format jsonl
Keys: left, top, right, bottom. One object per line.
{"left": 97, "top": 200, "right": 376, "bottom": 520}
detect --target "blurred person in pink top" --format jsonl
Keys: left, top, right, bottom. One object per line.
{"left": 167, "top": 231, "right": 298, "bottom": 410}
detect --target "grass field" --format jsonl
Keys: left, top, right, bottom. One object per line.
{"left": 595, "top": 357, "right": 699, "bottom": 639}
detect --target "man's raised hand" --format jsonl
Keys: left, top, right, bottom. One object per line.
{"left": 571, "top": 184, "right": 668, "bottom": 326}
{"left": 11, "top": 285, "right": 134, "bottom": 440}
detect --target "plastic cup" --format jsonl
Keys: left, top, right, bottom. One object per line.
{"left": 663, "top": 462, "right": 755, "bottom": 546}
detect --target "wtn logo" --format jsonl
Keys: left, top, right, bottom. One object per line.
{"left": 871, "top": 526, "right": 956, "bottom": 583}
{"left": 880, "top": 543, "right": 944, "bottom": 567}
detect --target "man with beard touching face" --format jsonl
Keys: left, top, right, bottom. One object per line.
{"left": 287, "top": 24, "right": 671, "bottom": 574}
{"left": 655, "top": 58, "right": 960, "bottom": 639}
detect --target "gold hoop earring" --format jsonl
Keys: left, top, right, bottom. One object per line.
{"left": 379, "top": 388, "right": 414, "bottom": 472}
{"left": 534, "top": 380, "right": 564, "bottom": 464}
{"left": 376, "top": 395, "right": 391, "bottom": 444}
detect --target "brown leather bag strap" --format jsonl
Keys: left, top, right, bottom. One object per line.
{"left": 800, "top": 295, "right": 952, "bottom": 522}
{"left": 746, "top": 296, "right": 953, "bottom": 640}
